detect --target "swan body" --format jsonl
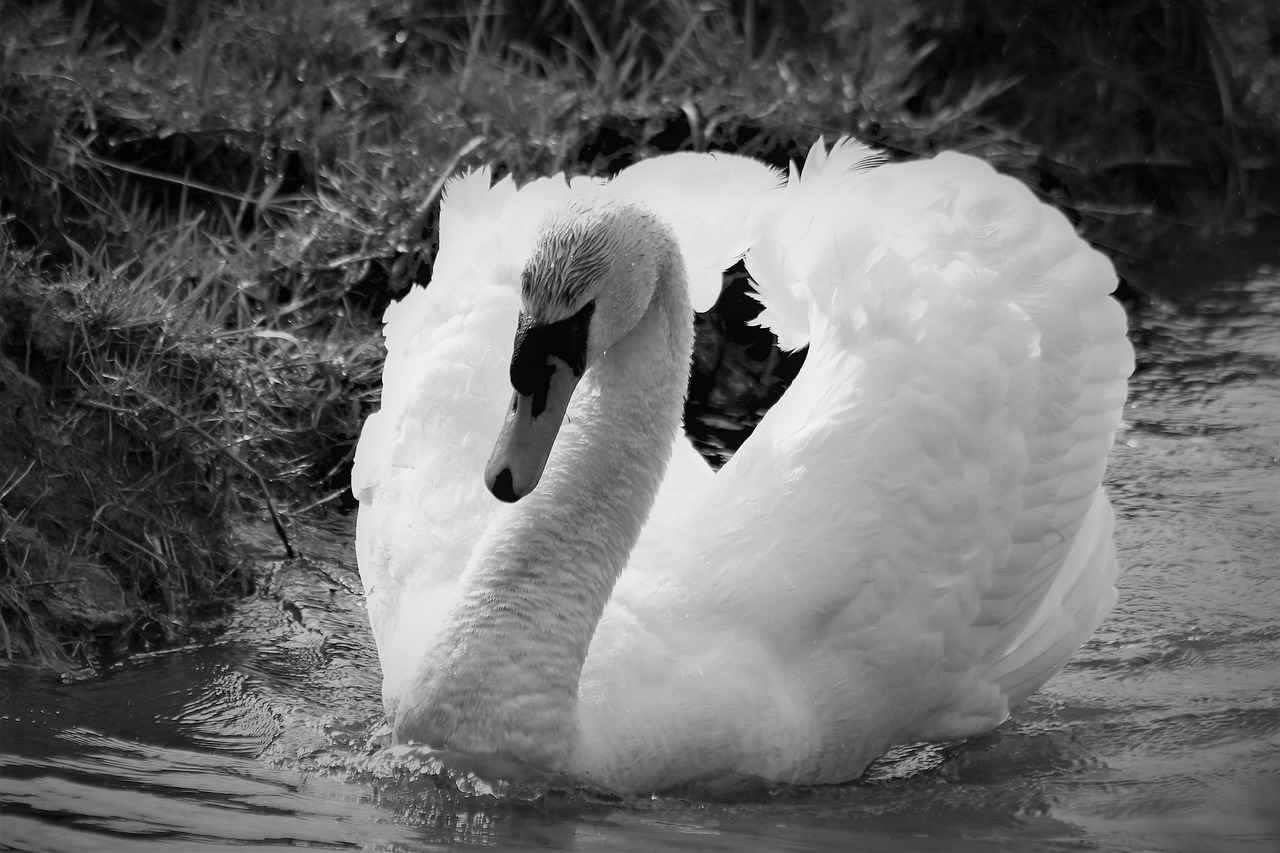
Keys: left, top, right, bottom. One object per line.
{"left": 352, "top": 139, "right": 1133, "bottom": 793}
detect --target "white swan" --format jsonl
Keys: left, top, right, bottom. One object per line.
{"left": 351, "top": 139, "right": 1133, "bottom": 793}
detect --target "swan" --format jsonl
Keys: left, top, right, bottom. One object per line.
{"left": 351, "top": 138, "right": 1133, "bottom": 793}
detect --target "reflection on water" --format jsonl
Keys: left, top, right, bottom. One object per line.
{"left": 3, "top": 237, "right": 1279, "bottom": 852}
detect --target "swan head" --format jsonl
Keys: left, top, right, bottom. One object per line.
{"left": 485, "top": 195, "right": 671, "bottom": 503}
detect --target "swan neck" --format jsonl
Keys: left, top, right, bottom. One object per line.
{"left": 394, "top": 243, "right": 692, "bottom": 767}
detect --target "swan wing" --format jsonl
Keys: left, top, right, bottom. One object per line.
{"left": 589, "top": 141, "right": 1131, "bottom": 785}
{"left": 737, "top": 139, "right": 1133, "bottom": 742}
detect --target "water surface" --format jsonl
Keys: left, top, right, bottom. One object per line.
{"left": 3, "top": 233, "right": 1279, "bottom": 852}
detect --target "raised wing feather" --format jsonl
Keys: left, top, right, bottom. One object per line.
{"left": 745, "top": 138, "right": 887, "bottom": 349}
{"left": 608, "top": 151, "right": 784, "bottom": 310}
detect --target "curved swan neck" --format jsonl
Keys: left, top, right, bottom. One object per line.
{"left": 393, "top": 229, "right": 693, "bottom": 765}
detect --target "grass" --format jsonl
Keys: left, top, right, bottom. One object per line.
{"left": 1, "top": 0, "right": 1277, "bottom": 669}
{"left": 2, "top": 232, "right": 245, "bottom": 668}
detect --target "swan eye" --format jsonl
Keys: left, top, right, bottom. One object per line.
{"left": 509, "top": 301, "right": 595, "bottom": 406}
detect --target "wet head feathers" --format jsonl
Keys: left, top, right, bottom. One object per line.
{"left": 521, "top": 195, "right": 663, "bottom": 321}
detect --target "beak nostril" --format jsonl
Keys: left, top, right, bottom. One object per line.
{"left": 490, "top": 468, "right": 520, "bottom": 503}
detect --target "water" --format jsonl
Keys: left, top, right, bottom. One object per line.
{"left": 3, "top": 232, "right": 1279, "bottom": 852}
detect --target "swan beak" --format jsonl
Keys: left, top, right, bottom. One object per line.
{"left": 485, "top": 355, "right": 581, "bottom": 502}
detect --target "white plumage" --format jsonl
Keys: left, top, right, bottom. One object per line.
{"left": 351, "top": 138, "right": 1133, "bottom": 793}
